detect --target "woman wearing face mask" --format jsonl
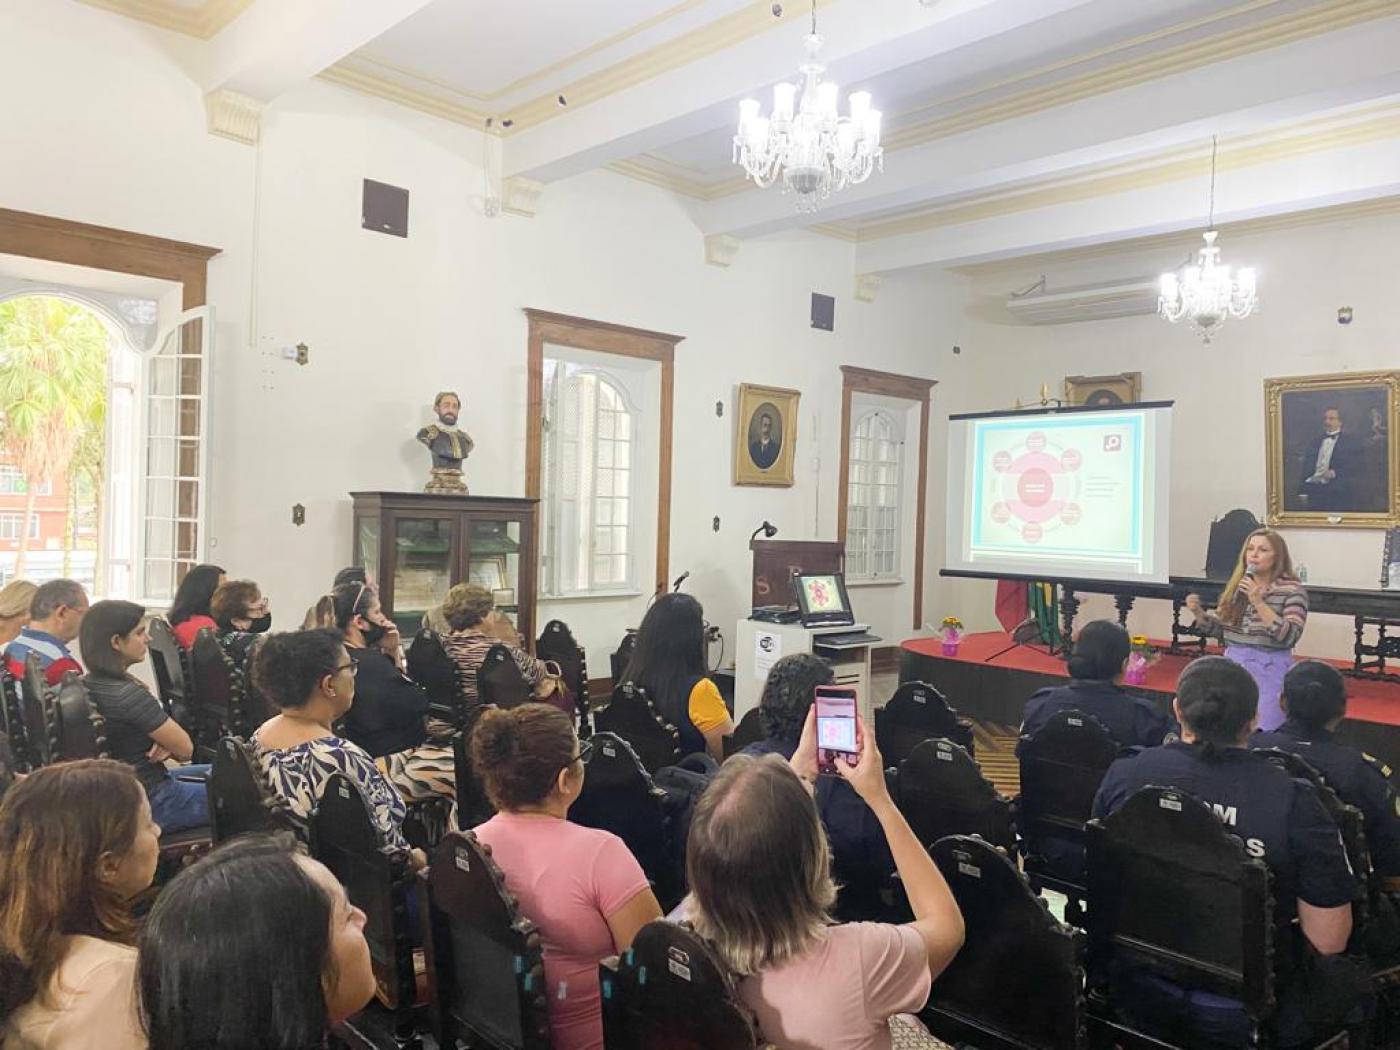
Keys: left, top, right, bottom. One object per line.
{"left": 0, "top": 760, "right": 161, "bottom": 1050}
{"left": 80, "top": 600, "right": 210, "bottom": 833}
{"left": 1185, "top": 528, "right": 1309, "bottom": 732}
{"left": 210, "top": 579, "right": 271, "bottom": 666}
{"left": 313, "top": 583, "right": 429, "bottom": 760}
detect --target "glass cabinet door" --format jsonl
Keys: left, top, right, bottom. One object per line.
{"left": 391, "top": 517, "right": 454, "bottom": 633}
{"left": 465, "top": 518, "right": 522, "bottom": 627}
{"left": 355, "top": 515, "right": 380, "bottom": 586}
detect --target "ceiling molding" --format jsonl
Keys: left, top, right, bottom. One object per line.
{"left": 317, "top": 63, "right": 493, "bottom": 130}
{"left": 884, "top": 0, "right": 1400, "bottom": 155}
{"left": 74, "top": 0, "right": 252, "bottom": 39}
{"left": 809, "top": 223, "right": 858, "bottom": 242}
{"left": 856, "top": 103, "right": 1400, "bottom": 242}
{"left": 951, "top": 193, "right": 1400, "bottom": 277}
{"left": 605, "top": 158, "right": 747, "bottom": 200}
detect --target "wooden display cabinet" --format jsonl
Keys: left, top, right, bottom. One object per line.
{"left": 350, "top": 492, "right": 539, "bottom": 642}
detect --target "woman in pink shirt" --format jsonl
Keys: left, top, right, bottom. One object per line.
{"left": 686, "top": 709, "right": 966, "bottom": 1050}
{"left": 471, "top": 704, "right": 663, "bottom": 1050}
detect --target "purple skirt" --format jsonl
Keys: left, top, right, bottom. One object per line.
{"left": 1224, "top": 645, "right": 1294, "bottom": 732}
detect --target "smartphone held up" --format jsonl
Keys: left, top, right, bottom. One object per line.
{"left": 814, "top": 685, "right": 859, "bottom": 775}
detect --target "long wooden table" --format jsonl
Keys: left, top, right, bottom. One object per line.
{"left": 940, "top": 570, "right": 1400, "bottom": 681}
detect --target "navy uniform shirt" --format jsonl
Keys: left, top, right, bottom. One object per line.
{"left": 1093, "top": 742, "right": 1357, "bottom": 915}
{"left": 1019, "top": 679, "right": 1170, "bottom": 752}
{"left": 1252, "top": 719, "right": 1400, "bottom": 877}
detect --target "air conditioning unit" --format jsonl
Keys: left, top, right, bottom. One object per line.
{"left": 1006, "top": 277, "right": 1160, "bottom": 325}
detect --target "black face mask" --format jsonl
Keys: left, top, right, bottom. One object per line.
{"left": 361, "top": 619, "right": 390, "bottom": 647}
{"left": 246, "top": 613, "right": 272, "bottom": 634}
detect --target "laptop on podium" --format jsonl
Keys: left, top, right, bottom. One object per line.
{"left": 792, "top": 572, "right": 881, "bottom": 647}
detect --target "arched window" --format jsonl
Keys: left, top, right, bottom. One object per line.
{"left": 846, "top": 408, "right": 902, "bottom": 579}
{"left": 541, "top": 363, "right": 636, "bottom": 595}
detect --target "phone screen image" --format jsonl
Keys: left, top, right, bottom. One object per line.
{"left": 814, "top": 687, "right": 858, "bottom": 774}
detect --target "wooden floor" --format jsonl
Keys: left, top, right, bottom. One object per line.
{"left": 969, "top": 720, "right": 1021, "bottom": 797}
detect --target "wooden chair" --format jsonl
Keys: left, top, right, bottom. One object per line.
{"left": 594, "top": 682, "right": 681, "bottom": 774}
{"left": 875, "top": 680, "right": 975, "bottom": 768}
{"left": 312, "top": 773, "right": 424, "bottom": 1048}
{"left": 1084, "top": 785, "right": 1347, "bottom": 1050}
{"left": 921, "top": 835, "right": 1086, "bottom": 1050}
{"left": 569, "top": 732, "right": 678, "bottom": 909}
{"left": 893, "top": 738, "right": 1015, "bottom": 852}
{"left": 405, "top": 629, "right": 465, "bottom": 729}
{"left": 537, "top": 618, "right": 590, "bottom": 732}
{"left": 450, "top": 710, "right": 498, "bottom": 831}
{"left": 722, "top": 707, "right": 766, "bottom": 760}
{"left": 0, "top": 671, "right": 21, "bottom": 765}
{"left": 428, "top": 831, "right": 551, "bottom": 1050}
{"left": 207, "top": 735, "right": 301, "bottom": 845}
{"left": 190, "top": 628, "right": 237, "bottom": 752}
{"left": 17, "top": 653, "right": 52, "bottom": 769}
{"left": 1017, "top": 709, "right": 1120, "bottom": 906}
{"left": 147, "top": 616, "right": 190, "bottom": 717}
{"left": 610, "top": 629, "right": 639, "bottom": 685}
{"left": 49, "top": 672, "right": 108, "bottom": 761}
{"left": 478, "top": 643, "right": 533, "bottom": 710}
{"left": 0, "top": 731, "right": 16, "bottom": 803}
{"left": 600, "top": 920, "right": 761, "bottom": 1050}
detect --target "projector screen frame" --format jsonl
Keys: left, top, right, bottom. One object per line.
{"left": 948, "top": 400, "right": 1176, "bottom": 422}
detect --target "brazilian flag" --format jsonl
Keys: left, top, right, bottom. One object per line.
{"left": 1028, "top": 581, "right": 1061, "bottom": 647}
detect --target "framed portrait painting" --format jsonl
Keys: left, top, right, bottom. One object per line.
{"left": 1265, "top": 370, "right": 1399, "bottom": 528}
{"left": 1064, "top": 372, "right": 1142, "bottom": 407}
{"left": 734, "top": 383, "right": 800, "bottom": 486}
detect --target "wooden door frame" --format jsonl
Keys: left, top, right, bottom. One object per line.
{"left": 836, "top": 365, "right": 938, "bottom": 631}
{"left": 524, "top": 309, "right": 683, "bottom": 596}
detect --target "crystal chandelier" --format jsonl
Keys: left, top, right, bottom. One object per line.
{"left": 1158, "top": 136, "right": 1257, "bottom": 343}
{"left": 733, "top": 0, "right": 883, "bottom": 212}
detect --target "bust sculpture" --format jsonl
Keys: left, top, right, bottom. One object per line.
{"left": 417, "top": 390, "right": 474, "bottom": 494}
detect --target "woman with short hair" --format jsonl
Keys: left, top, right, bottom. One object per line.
{"left": 0, "top": 579, "right": 37, "bottom": 648}
{"left": 471, "top": 703, "right": 662, "bottom": 1050}
{"left": 80, "top": 599, "right": 209, "bottom": 833}
{"left": 0, "top": 760, "right": 159, "bottom": 1050}
{"left": 687, "top": 707, "right": 965, "bottom": 1049}
{"left": 138, "top": 835, "right": 376, "bottom": 1050}
{"left": 621, "top": 593, "right": 733, "bottom": 761}
{"left": 252, "top": 629, "right": 422, "bottom": 866}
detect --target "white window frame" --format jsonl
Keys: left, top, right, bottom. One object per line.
{"left": 540, "top": 357, "right": 644, "bottom": 599}
{"left": 0, "top": 465, "right": 51, "bottom": 496}
{"left": 0, "top": 513, "right": 39, "bottom": 541}
{"left": 845, "top": 403, "right": 906, "bottom": 583}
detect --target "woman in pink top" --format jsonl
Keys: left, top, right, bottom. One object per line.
{"left": 0, "top": 760, "right": 160, "bottom": 1050}
{"left": 471, "top": 704, "right": 663, "bottom": 1050}
{"left": 686, "top": 709, "right": 966, "bottom": 1050}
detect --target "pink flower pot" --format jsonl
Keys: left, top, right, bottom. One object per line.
{"left": 941, "top": 641, "right": 960, "bottom": 657}
{"left": 1124, "top": 653, "right": 1149, "bottom": 685}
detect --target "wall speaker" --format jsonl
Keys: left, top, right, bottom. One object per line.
{"left": 810, "top": 292, "right": 835, "bottom": 331}
{"left": 362, "top": 179, "right": 409, "bottom": 238}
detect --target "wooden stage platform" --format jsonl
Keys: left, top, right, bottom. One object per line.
{"left": 900, "top": 631, "right": 1400, "bottom": 769}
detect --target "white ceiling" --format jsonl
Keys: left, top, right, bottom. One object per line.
{"left": 84, "top": 0, "right": 1400, "bottom": 273}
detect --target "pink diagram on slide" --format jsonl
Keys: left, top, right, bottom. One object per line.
{"left": 989, "top": 431, "right": 1083, "bottom": 543}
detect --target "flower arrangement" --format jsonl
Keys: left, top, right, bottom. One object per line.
{"left": 940, "top": 616, "right": 963, "bottom": 655}
{"left": 1125, "top": 634, "right": 1157, "bottom": 684}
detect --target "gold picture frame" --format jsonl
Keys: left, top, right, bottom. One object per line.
{"left": 1265, "top": 370, "right": 1399, "bottom": 528}
{"left": 1064, "top": 372, "right": 1142, "bottom": 407}
{"left": 734, "top": 383, "right": 800, "bottom": 487}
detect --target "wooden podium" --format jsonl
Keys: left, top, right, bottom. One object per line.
{"left": 749, "top": 539, "right": 844, "bottom": 608}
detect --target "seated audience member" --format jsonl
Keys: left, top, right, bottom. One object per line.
{"left": 168, "top": 563, "right": 226, "bottom": 649}
{"left": 252, "top": 629, "right": 422, "bottom": 864}
{"left": 139, "top": 835, "right": 375, "bottom": 1050}
{"left": 1253, "top": 660, "right": 1400, "bottom": 880}
{"left": 3, "top": 578, "right": 87, "bottom": 686}
{"left": 0, "top": 760, "right": 159, "bottom": 1050}
{"left": 621, "top": 593, "right": 734, "bottom": 762}
{"left": 0, "top": 579, "right": 37, "bottom": 649}
{"left": 742, "top": 654, "right": 895, "bottom": 921}
{"left": 1093, "top": 656, "right": 1361, "bottom": 1045}
{"left": 440, "top": 582, "right": 546, "bottom": 708}
{"left": 80, "top": 600, "right": 210, "bottom": 833}
{"left": 472, "top": 704, "right": 663, "bottom": 1050}
{"left": 302, "top": 566, "right": 372, "bottom": 630}
{"left": 688, "top": 711, "right": 964, "bottom": 1050}
{"left": 1018, "top": 619, "right": 1170, "bottom": 749}
{"left": 209, "top": 578, "right": 271, "bottom": 666}
{"left": 313, "top": 583, "right": 429, "bottom": 759}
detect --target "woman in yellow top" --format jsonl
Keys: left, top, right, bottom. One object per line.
{"left": 621, "top": 593, "right": 733, "bottom": 761}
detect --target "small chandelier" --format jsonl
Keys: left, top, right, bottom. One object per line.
{"left": 1158, "top": 136, "right": 1257, "bottom": 343}
{"left": 733, "top": 0, "right": 883, "bottom": 212}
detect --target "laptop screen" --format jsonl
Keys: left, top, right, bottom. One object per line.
{"left": 792, "top": 572, "right": 854, "bottom": 626}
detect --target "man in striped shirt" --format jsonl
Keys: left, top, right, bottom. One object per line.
{"left": 3, "top": 578, "right": 88, "bottom": 687}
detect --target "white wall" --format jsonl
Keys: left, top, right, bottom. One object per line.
{"left": 952, "top": 210, "right": 1400, "bottom": 659}
{"left": 1, "top": 0, "right": 965, "bottom": 676}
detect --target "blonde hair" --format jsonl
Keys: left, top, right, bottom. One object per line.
{"left": 442, "top": 583, "right": 494, "bottom": 631}
{"left": 0, "top": 579, "right": 37, "bottom": 623}
{"left": 685, "top": 755, "right": 836, "bottom": 975}
{"left": 1219, "top": 527, "right": 1296, "bottom": 627}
